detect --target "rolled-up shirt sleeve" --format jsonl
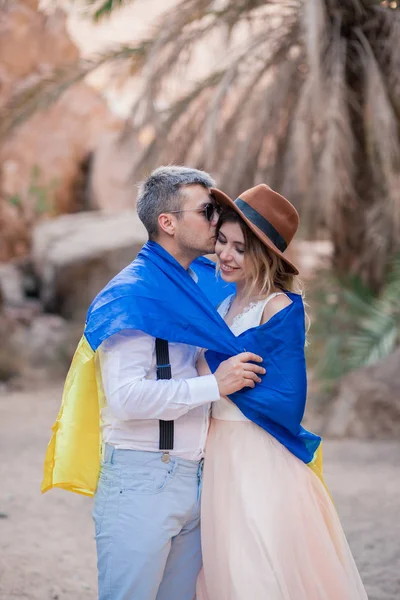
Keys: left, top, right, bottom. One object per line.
{"left": 98, "top": 330, "right": 220, "bottom": 421}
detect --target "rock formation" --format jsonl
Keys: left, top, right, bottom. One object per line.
{"left": 0, "top": 0, "right": 122, "bottom": 261}
{"left": 324, "top": 349, "right": 400, "bottom": 438}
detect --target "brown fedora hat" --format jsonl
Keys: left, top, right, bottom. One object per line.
{"left": 211, "top": 184, "right": 299, "bottom": 275}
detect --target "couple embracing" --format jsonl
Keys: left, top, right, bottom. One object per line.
{"left": 42, "top": 166, "right": 367, "bottom": 599}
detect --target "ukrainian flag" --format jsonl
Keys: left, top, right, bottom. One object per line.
{"left": 42, "top": 241, "right": 322, "bottom": 497}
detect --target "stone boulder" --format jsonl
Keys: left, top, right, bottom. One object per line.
{"left": 0, "top": 303, "right": 20, "bottom": 382}
{"left": 89, "top": 129, "right": 144, "bottom": 212}
{"left": 323, "top": 347, "right": 400, "bottom": 438}
{"left": 0, "top": 307, "right": 79, "bottom": 384}
{"left": 31, "top": 211, "right": 147, "bottom": 320}
{"left": 0, "top": 256, "right": 75, "bottom": 382}
{"left": 0, "top": 263, "right": 25, "bottom": 306}
{"left": 0, "top": 0, "right": 122, "bottom": 261}
{"left": 0, "top": 1, "right": 79, "bottom": 111}
{"left": 10, "top": 313, "right": 79, "bottom": 380}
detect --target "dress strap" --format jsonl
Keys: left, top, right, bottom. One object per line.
{"left": 263, "top": 291, "right": 287, "bottom": 306}
{"left": 252, "top": 292, "right": 288, "bottom": 326}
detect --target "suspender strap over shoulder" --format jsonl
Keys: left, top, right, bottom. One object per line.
{"left": 155, "top": 338, "right": 174, "bottom": 450}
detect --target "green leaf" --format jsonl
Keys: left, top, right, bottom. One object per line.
{"left": 91, "top": 0, "right": 135, "bottom": 21}
{"left": 307, "top": 263, "right": 400, "bottom": 388}
{"left": 8, "top": 194, "right": 22, "bottom": 207}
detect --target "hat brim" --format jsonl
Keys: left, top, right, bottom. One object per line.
{"left": 211, "top": 187, "right": 299, "bottom": 275}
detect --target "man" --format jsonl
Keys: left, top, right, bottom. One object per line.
{"left": 93, "top": 166, "right": 265, "bottom": 599}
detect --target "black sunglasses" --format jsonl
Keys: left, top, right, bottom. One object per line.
{"left": 169, "top": 202, "right": 221, "bottom": 222}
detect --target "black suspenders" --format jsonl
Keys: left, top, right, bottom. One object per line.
{"left": 155, "top": 338, "right": 174, "bottom": 457}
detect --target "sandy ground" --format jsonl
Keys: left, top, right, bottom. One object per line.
{"left": 0, "top": 384, "right": 399, "bottom": 600}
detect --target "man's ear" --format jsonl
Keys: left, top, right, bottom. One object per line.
{"left": 158, "top": 213, "right": 176, "bottom": 237}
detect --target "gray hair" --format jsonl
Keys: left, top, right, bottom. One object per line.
{"left": 136, "top": 165, "right": 216, "bottom": 239}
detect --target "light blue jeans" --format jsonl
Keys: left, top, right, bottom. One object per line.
{"left": 93, "top": 445, "right": 203, "bottom": 600}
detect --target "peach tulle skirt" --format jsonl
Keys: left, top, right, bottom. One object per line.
{"left": 197, "top": 418, "right": 368, "bottom": 600}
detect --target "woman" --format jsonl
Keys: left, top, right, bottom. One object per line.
{"left": 197, "top": 184, "right": 368, "bottom": 600}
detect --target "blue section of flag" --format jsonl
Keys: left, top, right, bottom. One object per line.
{"left": 85, "top": 241, "right": 320, "bottom": 464}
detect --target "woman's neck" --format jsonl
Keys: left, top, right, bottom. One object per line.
{"left": 234, "top": 280, "right": 278, "bottom": 307}
{"left": 234, "top": 281, "right": 248, "bottom": 305}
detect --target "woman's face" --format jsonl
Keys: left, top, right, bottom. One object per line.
{"left": 215, "top": 221, "right": 246, "bottom": 284}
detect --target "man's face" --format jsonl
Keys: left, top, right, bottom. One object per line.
{"left": 174, "top": 184, "right": 220, "bottom": 256}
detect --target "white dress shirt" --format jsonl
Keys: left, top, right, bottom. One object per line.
{"left": 97, "top": 329, "right": 220, "bottom": 460}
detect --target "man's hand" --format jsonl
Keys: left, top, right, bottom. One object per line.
{"left": 214, "top": 352, "right": 265, "bottom": 397}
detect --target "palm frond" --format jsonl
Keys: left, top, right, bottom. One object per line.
{"left": 309, "top": 254, "right": 400, "bottom": 387}
{"left": 386, "top": 16, "right": 400, "bottom": 110}
{"left": 201, "top": 59, "right": 276, "bottom": 175}
{"left": 261, "top": 60, "right": 304, "bottom": 193}
{"left": 359, "top": 30, "right": 400, "bottom": 239}
{"left": 132, "top": 9, "right": 301, "bottom": 187}
{"left": 220, "top": 87, "right": 273, "bottom": 193}
{"left": 307, "top": 249, "right": 400, "bottom": 386}
{"left": 314, "top": 332, "right": 348, "bottom": 385}
{"left": 348, "top": 313, "right": 398, "bottom": 367}
{"left": 386, "top": 253, "right": 400, "bottom": 286}
{"left": 318, "top": 34, "right": 356, "bottom": 231}
{"left": 131, "top": 68, "right": 227, "bottom": 178}
{"left": 203, "top": 64, "right": 239, "bottom": 170}
{"left": 5, "top": 0, "right": 400, "bottom": 291}
{"left": 134, "top": 2, "right": 299, "bottom": 132}
{"left": 340, "top": 283, "right": 376, "bottom": 315}
{"left": 83, "top": 0, "right": 137, "bottom": 21}
{"left": 0, "top": 43, "right": 150, "bottom": 141}
{"left": 302, "top": 0, "right": 327, "bottom": 108}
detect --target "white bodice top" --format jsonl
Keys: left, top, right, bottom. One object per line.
{"left": 212, "top": 292, "right": 286, "bottom": 421}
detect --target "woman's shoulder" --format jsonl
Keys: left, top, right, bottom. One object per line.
{"left": 260, "top": 292, "right": 293, "bottom": 325}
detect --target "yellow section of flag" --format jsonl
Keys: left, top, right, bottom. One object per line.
{"left": 41, "top": 336, "right": 101, "bottom": 497}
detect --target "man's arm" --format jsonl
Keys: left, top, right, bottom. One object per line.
{"left": 98, "top": 330, "right": 220, "bottom": 421}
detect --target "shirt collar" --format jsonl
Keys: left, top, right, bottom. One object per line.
{"left": 187, "top": 267, "right": 199, "bottom": 283}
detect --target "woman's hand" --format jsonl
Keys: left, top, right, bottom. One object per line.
{"left": 214, "top": 352, "right": 265, "bottom": 397}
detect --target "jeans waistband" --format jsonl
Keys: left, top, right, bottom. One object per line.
{"left": 103, "top": 444, "right": 203, "bottom": 477}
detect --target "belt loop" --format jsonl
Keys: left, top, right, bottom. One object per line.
{"left": 197, "top": 459, "right": 204, "bottom": 502}
{"left": 197, "top": 458, "right": 204, "bottom": 478}
{"left": 170, "top": 457, "right": 178, "bottom": 475}
{"left": 104, "top": 444, "right": 115, "bottom": 464}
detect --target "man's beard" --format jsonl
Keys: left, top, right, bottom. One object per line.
{"left": 197, "top": 239, "right": 216, "bottom": 256}
{"left": 202, "top": 239, "right": 216, "bottom": 254}
{"left": 181, "top": 236, "right": 216, "bottom": 257}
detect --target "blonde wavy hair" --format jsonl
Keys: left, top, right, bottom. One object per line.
{"left": 217, "top": 209, "right": 306, "bottom": 306}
